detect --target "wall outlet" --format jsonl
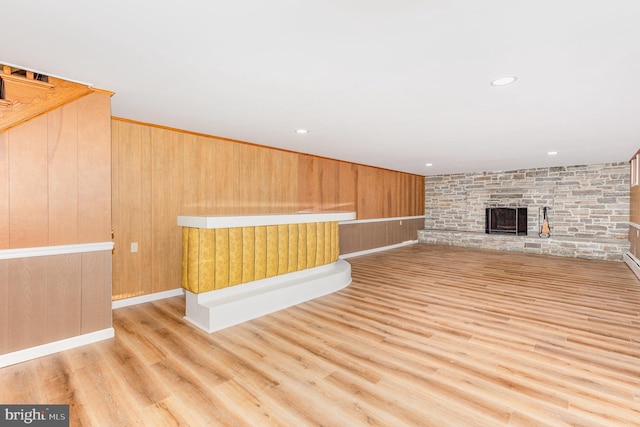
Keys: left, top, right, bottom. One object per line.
{"left": 131, "top": 242, "right": 138, "bottom": 253}
{"left": 399, "top": 220, "right": 403, "bottom": 225}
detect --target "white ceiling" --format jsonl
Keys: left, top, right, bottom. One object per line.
{"left": 3, "top": 1, "right": 640, "bottom": 176}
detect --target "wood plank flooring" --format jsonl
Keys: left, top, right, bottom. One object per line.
{"left": 1, "top": 244, "right": 639, "bottom": 426}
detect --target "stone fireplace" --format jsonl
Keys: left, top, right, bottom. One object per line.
{"left": 418, "top": 163, "right": 630, "bottom": 261}
{"left": 485, "top": 207, "right": 528, "bottom": 236}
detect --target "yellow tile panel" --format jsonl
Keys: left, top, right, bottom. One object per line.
{"left": 266, "top": 225, "right": 279, "bottom": 278}
{"left": 229, "top": 227, "right": 243, "bottom": 286}
{"left": 288, "top": 224, "right": 299, "bottom": 273}
{"left": 331, "top": 221, "right": 339, "bottom": 262}
{"left": 297, "top": 223, "right": 307, "bottom": 271}
{"left": 198, "top": 228, "right": 216, "bottom": 293}
{"left": 306, "top": 223, "right": 317, "bottom": 268}
{"left": 186, "top": 228, "right": 201, "bottom": 293}
{"left": 254, "top": 226, "right": 267, "bottom": 280}
{"left": 242, "top": 226, "right": 255, "bottom": 283}
{"left": 181, "top": 228, "right": 189, "bottom": 290}
{"left": 181, "top": 220, "right": 342, "bottom": 294}
{"left": 277, "top": 224, "right": 289, "bottom": 275}
{"left": 214, "top": 228, "right": 230, "bottom": 289}
{"left": 316, "top": 222, "right": 325, "bottom": 267}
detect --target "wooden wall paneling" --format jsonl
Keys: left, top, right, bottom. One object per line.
{"left": 391, "top": 173, "right": 402, "bottom": 217}
{"left": 77, "top": 92, "right": 111, "bottom": 243}
{"left": 111, "top": 120, "right": 122, "bottom": 297}
{"left": 140, "top": 125, "right": 153, "bottom": 296}
{"left": 0, "top": 132, "right": 8, "bottom": 249}
{"left": 356, "top": 165, "right": 386, "bottom": 219}
{"left": 298, "top": 156, "right": 340, "bottom": 212}
{"left": 231, "top": 143, "right": 263, "bottom": 214}
{"left": 297, "top": 155, "right": 315, "bottom": 211}
{"left": 416, "top": 175, "right": 426, "bottom": 216}
{"left": 182, "top": 132, "right": 203, "bottom": 216}
{"left": 197, "top": 135, "right": 216, "bottom": 214}
{"left": 149, "top": 127, "right": 168, "bottom": 294}
{"left": 631, "top": 179, "right": 640, "bottom": 226}
{"left": 211, "top": 138, "right": 236, "bottom": 214}
{"left": 162, "top": 129, "right": 184, "bottom": 291}
{"left": 109, "top": 118, "right": 426, "bottom": 299}
{"left": 47, "top": 102, "right": 78, "bottom": 245}
{"left": 81, "top": 251, "right": 112, "bottom": 333}
{"left": 404, "top": 173, "right": 415, "bottom": 216}
{"left": 337, "top": 162, "right": 357, "bottom": 215}
{"left": 274, "top": 149, "right": 299, "bottom": 213}
{"left": 115, "top": 121, "right": 143, "bottom": 299}
{"left": 0, "top": 260, "right": 7, "bottom": 353}
{"left": 9, "top": 115, "right": 48, "bottom": 248}
{"left": 7, "top": 257, "right": 48, "bottom": 352}
{"left": 150, "top": 128, "right": 175, "bottom": 294}
{"left": 631, "top": 152, "right": 640, "bottom": 257}
{"left": 269, "top": 149, "right": 299, "bottom": 213}
{"left": 355, "top": 165, "right": 373, "bottom": 219}
{"left": 376, "top": 168, "right": 388, "bottom": 217}
{"left": 46, "top": 254, "right": 81, "bottom": 342}
{"left": 338, "top": 217, "right": 424, "bottom": 255}
{"left": 383, "top": 170, "right": 393, "bottom": 217}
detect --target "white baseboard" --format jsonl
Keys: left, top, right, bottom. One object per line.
{"left": 340, "top": 240, "right": 418, "bottom": 259}
{"left": 112, "top": 288, "right": 185, "bottom": 309}
{"left": 624, "top": 252, "right": 640, "bottom": 281}
{"left": 0, "top": 328, "right": 114, "bottom": 368}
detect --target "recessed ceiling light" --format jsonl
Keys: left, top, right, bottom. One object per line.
{"left": 295, "top": 129, "right": 308, "bottom": 134}
{"left": 547, "top": 151, "right": 558, "bottom": 156}
{"left": 490, "top": 76, "right": 517, "bottom": 86}
{"left": 425, "top": 163, "right": 433, "bottom": 167}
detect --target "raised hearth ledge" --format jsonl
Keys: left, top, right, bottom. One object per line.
{"left": 418, "top": 229, "right": 629, "bottom": 262}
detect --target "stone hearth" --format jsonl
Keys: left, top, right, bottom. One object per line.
{"left": 418, "top": 229, "right": 628, "bottom": 261}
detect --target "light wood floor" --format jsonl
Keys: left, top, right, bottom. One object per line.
{"left": 1, "top": 244, "right": 640, "bottom": 426}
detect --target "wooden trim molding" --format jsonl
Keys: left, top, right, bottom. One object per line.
{"left": 0, "top": 242, "right": 114, "bottom": 260}
{"left": 340, "top": 215, "right": 425, "bottom": 224}
{"left": 0, "top": 73, "right": 54, "bottom": 89}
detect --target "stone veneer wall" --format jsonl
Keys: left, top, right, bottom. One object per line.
{"left": 418, "top": 162, "right": 630, "bottom": 261}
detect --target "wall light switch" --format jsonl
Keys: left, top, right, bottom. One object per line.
{"left": 131, "top": 242, "right": 138, "bottom": 253}
{"left": 399, "top": 220, "right": 403, "bottom": 225}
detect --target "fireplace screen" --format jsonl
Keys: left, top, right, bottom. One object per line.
{"left": 485, "top": 207, "right": 527, "bottom": 235}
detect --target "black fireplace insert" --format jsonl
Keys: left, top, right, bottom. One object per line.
{"left": 485, "top": 207, "right": 527, "bottom": 235}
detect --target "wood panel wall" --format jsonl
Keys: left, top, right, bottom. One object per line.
{"left": 339, "top": 218, "right": 425, "bottom": 255}
{"left": 629, "top": 149, "right": 640, "bottom": 261}
{"left": 0, "top": 251, "right": 112, "bottom": 354}
{"left": 0, "top": 92, "right": 112, "bottom": 248}
{"left": 111, "top": 119, "right": 425, "bottom": 300}
{"left": 0, "top": 92, "right": 113, "bottom": 355}
{"left": 630, "top": 149, "right": 640, "bottom": 226}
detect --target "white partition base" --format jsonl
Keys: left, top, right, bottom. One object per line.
{"left": 184, "top": 259, "right": 352, "bottom": 333}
